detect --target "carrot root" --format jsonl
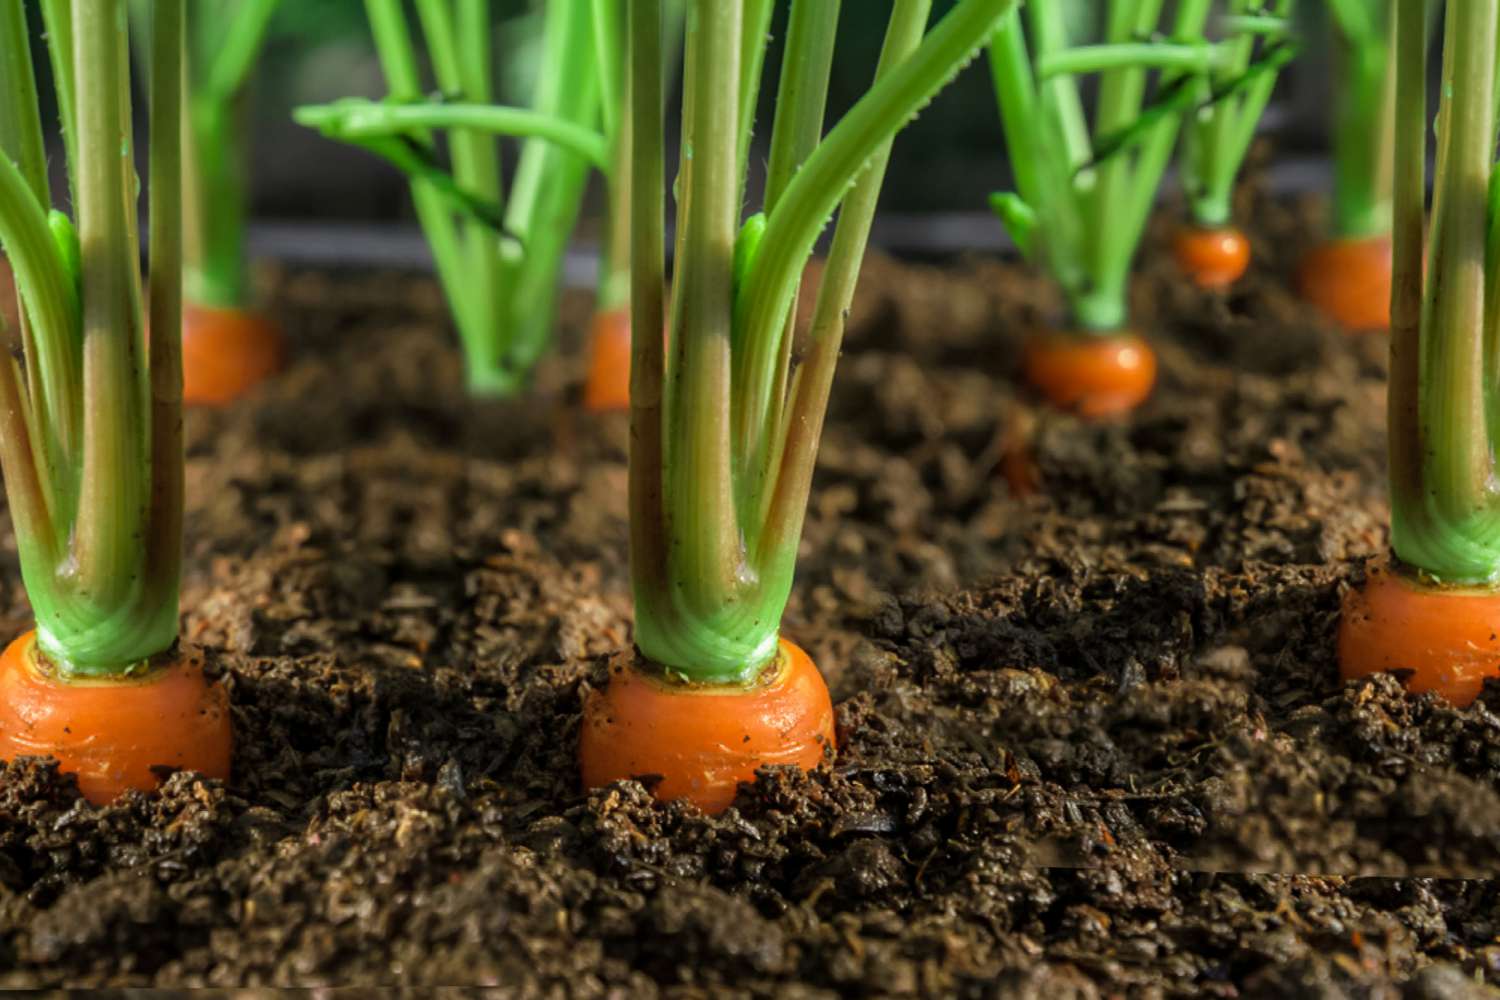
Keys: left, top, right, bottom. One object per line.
{"left": 1172, "top": 225, "right": 1250, "bottom": 289}
{"left": 579, "top": 637, "right": 836, "bottom": 814}
{"left": 1297, "top": 236, "right": 1393, "bottom": 332}
{"left": 1023, "top": 331, "right": 1156, "bottom": 418}
{"left": 1338, "top": 562, "right": 1500, "bottom": 706}
{"left": 0, "top": 630, "right": 232, "bottom": 803}
{"left": 583, "top": 307, "right": 632, "bottom": 412}
{"left": 182, "top": 303, "right": 286, "bottom": 406}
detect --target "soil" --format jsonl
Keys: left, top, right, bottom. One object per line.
{"left": 3, "top": 185, "right": 1500, "bottom": 995}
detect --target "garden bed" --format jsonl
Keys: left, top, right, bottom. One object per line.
{"left": 1, "top": 190, "right": 1498, "bottom": 994}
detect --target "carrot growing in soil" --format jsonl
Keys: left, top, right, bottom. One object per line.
{"left": 1337, "top": 1, "right": 1500, "bottom": 706}
{"left": 1173, "top": 1, "right": 1297, "bottom": 290}
{"left": 0, "top": 0, "right": 230, "bottom": 802}
{"left": 296, "top": 0, "right": 611, "bottom": 398}
{"left": 1299, "top": 0, "right": 1396, "bottom": 331}
{"left": 173, "top": 0, "right": 286, "bottom": 405}
{"left": 987, "top": 1, "right": 1215, "bottom": 417}
{"left": 579, "top": 0, "right": 1017, "bottom": 814}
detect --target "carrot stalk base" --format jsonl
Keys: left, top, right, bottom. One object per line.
{"left": 1172, "top": 224, "right": 1250, "bottom": 290}
{"left": 1297, "top": 236, "right": 1393, "bottom": 332}
{"left": 1022, "top": 330, "right": 1157, "bottom": 419}
{"left": 579, "top": 637, "right": 836, "bottom": 814}
{"left": 583, "top": 306, "right": 632, "bottom": 412}
{"left": 182, "top": 303, "right": 286, "bottom": 406}
{"left": 0, "top": 630, "right": 232, "bottom": 804}
{"left": 1338, "top": 563, "right": 1500, "bottom": 707}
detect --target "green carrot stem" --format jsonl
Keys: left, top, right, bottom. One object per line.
{"left": 144, "top": 0, "right": 185, "bottom": 626}
{"left": 38, "top": 1, "right": 77, "bottom": 205}
{"left": 757, "top": 0, "right": 930, "bottom": 570}
{"left": 1038, "top": 40, "right": 1225, "bottom": 79}
{"left": 72, "top": 0, "right": 148, "bottom": 616}
{"left": 1388, "top": 0, "right": 1500, "bottom": 582}
{"left": 663, "top": 0, "right": 742, "bottom": 622}
{"left": 733, "top": 0, "right": 1017, "bottom": 511}
{"left": 1328, "top": 0, "right": 1392, "bottom": 239}
{"left": 628, "top": 0, "right": 669, "bottom": 639}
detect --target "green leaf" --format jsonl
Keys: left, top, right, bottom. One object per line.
{"left": 733, "top": 212, "right": 767, "bottom": 301}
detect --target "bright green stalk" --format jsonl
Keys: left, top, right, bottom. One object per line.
{"left": 1179, "top": 0, "right": 1297, "bottom": 229}
{"left": 1327, "top": 0, "right": 1393, "bottom": 239}
{"left": 0, "top": 0, "right": 185, "bottom": 676}
{"left": 182, "top": 0, "right": 279, "bottom": 309}
{"left": 987, "top": 0, "right": 1211, "bottom": 333}
{"left": 302, "top": 0, "right": 611, "bottom": 396}
{"left": 631, "top": 0, "right": 1017, "bottom": 684}
{"left": 1387, "top": 0, "right": 1500, "bottom": 584}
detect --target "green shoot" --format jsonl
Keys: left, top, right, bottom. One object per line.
{"left": 1386, "top": 0, "right": 1500, "bottom": 584}
{"left": 628, "top": 0, "right": 1018, "bottom": 685}
{"left": 1325, "top": 0, "right": 1395, "bottom": 240}
{"left": 179, "top": 0, "right": 281, "bottom": 310}
{"left": 1178, "top": 0, "right": 1298, "bottom": 229}
{"left": 296, "top": 0, "right": 616, "bottom": 397}
{"left": 0, "top": 0, "right": 185, "bottom": 676}
{"left": 986, "top": 1, "right": 1215, "bottom": 332}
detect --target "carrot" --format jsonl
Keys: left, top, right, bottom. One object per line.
{"left": 1172, "top": 225, "right": 1250, "bottom": 290}
{"left": 1338, "top": 4, "right": 1500, "bottom": 707}
{"left": 582, "top": 306, "right": 632, "bottom": 411}
{"left": 182, "top": 303, "right": 285, "bottom": 405}
{"left": 580, "top": 638, "right": 834, "bottom": 813}
{"left": 1296, "top": 236, "right": 1393, "bottom": 332}
{"left": 0, "top": 631, "right": 231, "bottom": 803}
{"left": 1338, "top": 565, "right": 1500, "bottom": 707}
{"left": 1022, "top": 332, "right": 1156, "bottom": 419}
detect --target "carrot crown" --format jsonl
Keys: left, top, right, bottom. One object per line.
{"left": 1177, "top": 1, "right": 1297, "bottom": 229}
{"left": 986, "top": 1, "right": 1218, "bottom": 332}
{"left": 1385, "top": 1, "right": 1500, "bottom": 584}
{"left": 294, "top": 0, "right": 621, "bottom": 397}
{"left": 0, "top": 1, "right": 185, "bottom": 677}
{"left": 627, "top": 0, "right": 1016, "bottom": 686}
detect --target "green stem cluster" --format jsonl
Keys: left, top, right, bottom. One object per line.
{"left": 1387, "top": 0, "right": 1500, "bottom": 584}
{"left": 181, "top": 0, "right": 281, "bottom": 309}
{"left": 1179, "top": 0, "right": 1297, "bottom": 229}
{"left": 629, "top": 0, "right": 1017, "bottom": 685}
{"left": 296, "top": 0, "right": 616, "bottom": 396}
{"left": 986, "top": 0, "right": 1214, "bottom": 332}
{"left": 0, "top": 0, "right": 185, "bottom": 676}
{"left": 1325, "top": 0, "right": 1395, "bottom": 240}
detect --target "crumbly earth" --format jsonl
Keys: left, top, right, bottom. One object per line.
{"left": 2, "top": 189, "right": 1499, "bottom": 994}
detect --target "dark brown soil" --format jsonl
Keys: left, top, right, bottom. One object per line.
{"left": 3, "top": 189, "right": 1500, "bottom": 994}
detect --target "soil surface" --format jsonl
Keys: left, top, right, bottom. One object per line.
{"left": 3, "top": 188, "right": 1500, "bottom": 994}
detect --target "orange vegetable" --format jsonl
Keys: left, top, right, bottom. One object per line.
{"left": 1338, "top": 562, "right": 1500, "bottom": 706}
{"left": 579, "top": 637, "right": 836, "bottom": 813}
{"left": 1297, "top": 235, "right": 1393, "bottom": 332}
{"left": 583, "top": 306, "right": 632, "bottom": 411}
{"left": 1172, "top": 225, "right": 1250, "bottom": 289}
{"left": 181, "top": 303, "right": 285, "bottom": 405}
{"left": 1023, "top": 331, "right": 1156, "bottom": 418}
{"left": 0, "top": 630, "right": 231, "bottom": 803}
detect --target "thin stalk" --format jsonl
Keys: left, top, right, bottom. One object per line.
{"left": 38, "top": 1, "right": 77, "bottom": 205}
{"left": 71, "top": 0, "right": 148, "bottom": 618}
{"left": 628, "top": 0, "right": 669, "bottom": 648}
{"left": 144, "top": 0, "right": 185, "bottom": 635}
{"left": 757, "top": 0, "right": 930, "bottom": 573}
{"left": 736, "top": 0, "right": 776, "bottom": 200}
{"left": 664, "top": 0, "right": 742, "bottom": 619}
